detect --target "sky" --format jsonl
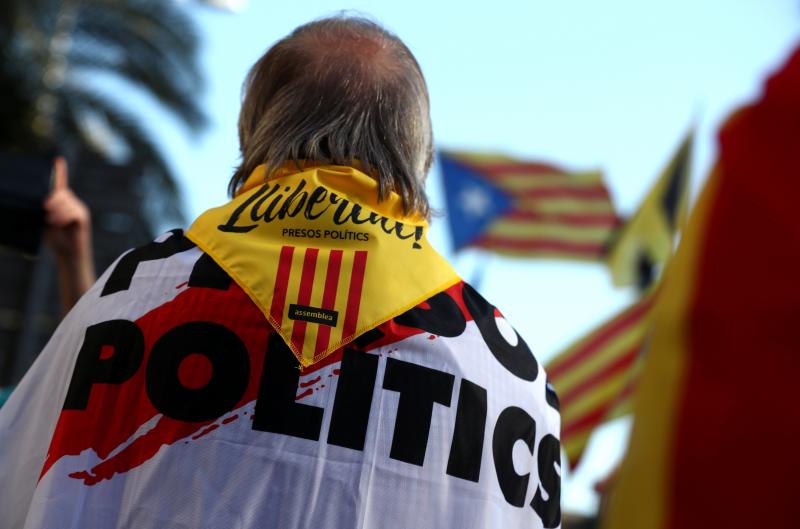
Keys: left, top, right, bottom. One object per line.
{"left": 139, "top": 0, "right": 800, "bottom": 514}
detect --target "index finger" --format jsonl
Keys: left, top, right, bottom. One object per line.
{"left": 52, "top": 156, "right": 69, "bottom": 191}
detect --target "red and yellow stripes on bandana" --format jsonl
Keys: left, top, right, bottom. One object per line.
{"left": 187, "top": 164, "right": 460, "bottom": 367}
{"left": 270, "top": 246, "right": 367, "bottom": 358}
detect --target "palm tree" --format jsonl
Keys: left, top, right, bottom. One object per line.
{"left": 0, "top": 0, "right": 206, "bottom": 226}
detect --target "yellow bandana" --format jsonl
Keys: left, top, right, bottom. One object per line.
{"left": 187, "top": 164, "right": 460, "bottom": 366}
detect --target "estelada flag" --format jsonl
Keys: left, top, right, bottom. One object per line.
{"left": 439, "top": 152, "right": 619, "bottom": 261}
{"left": 602, "top": 45, "right": 800, "bottom": 529}
{"left": 606, "top": 131, "right": 692, "bottom": 289}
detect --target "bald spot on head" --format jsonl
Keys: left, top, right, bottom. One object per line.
{"left": 285, "top": 18, "right": 418, "bottom": 104}
{"left": 233, "top": 16, "right": 433, "bottom": 217}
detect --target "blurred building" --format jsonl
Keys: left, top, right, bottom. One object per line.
{"left": 0, "top": 151, "right": 154, "bottom": 387}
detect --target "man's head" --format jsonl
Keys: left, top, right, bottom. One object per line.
{"left": 232, "top": 16, "right": 433, "bottom": 218}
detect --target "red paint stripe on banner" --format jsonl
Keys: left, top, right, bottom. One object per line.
{"left": 270, "top": 246, "right": 295, "bottom": 325}
{"left": 40, "top": 283, "right": 270, "bottom": 484}
{"left": 505, "top": 210, "right": 620, "bottom": 227}
{"left": 557, "top": 343, "right": 641, "bottom": 406}
{"left": 314, "top": 250, "right": 343, "bottom": 355}
{"left": 515, "top": 185, "right": 611, "bottom": 200}
{"left": 290, "top": 248, "right": 319, "bottom": 351}
{"left": 547, "top": 299, "right": 652, "bottom": 379}
{"left": 474, "top": 237, "right": 608, "bottom": 256}
{"left": 342, "top": 251, "right": 368, "bottom": 339}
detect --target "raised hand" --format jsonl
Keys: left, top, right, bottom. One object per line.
{"left": 44, "top": 157, "right": 96, "bottom": 314}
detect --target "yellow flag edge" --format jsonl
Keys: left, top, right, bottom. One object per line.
{"left": 601, "top": 167, "right": 720, "bottom": 529}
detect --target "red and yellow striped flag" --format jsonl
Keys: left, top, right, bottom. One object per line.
{"left": 440, "top": 152, "right": 619, "bottom": 261}
{"left": 603, "top": 45, "right": 800, "bottom": 529}
{"left": 269, "top": 246, "right": 368, "bottom": 358}
{"left": 545, "top": 292, "right": 654, "bottom": 469}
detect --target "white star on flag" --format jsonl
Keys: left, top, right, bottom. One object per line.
{"left": 458, "top": 185, "right": 493, "bottom": 218}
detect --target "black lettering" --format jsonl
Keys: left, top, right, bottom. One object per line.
{"left": 531, "top": 434, "right": 561, "bottom": 528}
{"left": 390, "top": 221, "right": 415, "bottom": 241}
{"left": 327, "top": 349, "right": 379, "bottom": 450}
{"left": 446, "top": 379, "right": 487, "bottom": 482}
{"left": 217, "top": 183, "right": 274, "bottom": 233}
{"left": 63, "top": 320, "right": 145, "bottom": 410}
{"left": 492, "top": 406, "right": 536, "bottom": 507}
{"left": 348, "top": 204, "right": 369, "bottom": 224}
{"left": 462, "top": 283, "right": 538, "bottom": 381}
{"left": 248, "top": 183, "right": 281, "bottom": 222}
{"left": 188, "top": 253, "right": 232, "bottom": 291}
{"left": 394, "top": 291, "right": 466, "bottom": 337}
{"left": 254, "top": 186, "right": 288, "bottom": 222}
{"left": 146, "top": 322, "right": 249, "bottom": 422}
{"left": 382, "top": 358, "right": 454, "bottom": 466}
{"left": 253, "top": 333, "right": 323, "bottom": 440}
{"left": 277, "top": 180, "right": 308, "bottom": 218}
{"left": 219, "top": 182, "right": 422, "bottom": 248}
{"left": 101, "top": 230, "right": 195, "bottom": 296}
{"left": 412, "top": 226, "right": 423, "bottom": 249}
{"left": 305, "top": 187, "right": 330, "bottom": 219}
{"left": 331, "top": 197, "right": 352, "bottom": 224}
{"left": 379, "top": 217, "right": 397, "bottom": 235}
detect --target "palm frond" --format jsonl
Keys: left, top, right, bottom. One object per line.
{"left": 85, "top": 0, "right": 200, "bottom": 57}
{"left": 63, "top": 87, "right": 186, "bottom": 226}
{"left": 71, "top": 14, "right": 205, "bottom": 129}
{"left": 69, "top": 50, "right": 206, "bottom": 130}
{"left": 0, "top": 0, "right": 206, "bottom": 228}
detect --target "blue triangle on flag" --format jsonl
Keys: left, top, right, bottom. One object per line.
{"left": 439, "top": 154, "right": 514, "bottom": 250}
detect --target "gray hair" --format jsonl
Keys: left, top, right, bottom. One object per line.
{"left": 230, "top": 16, "right": 433, "bottom": 218}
